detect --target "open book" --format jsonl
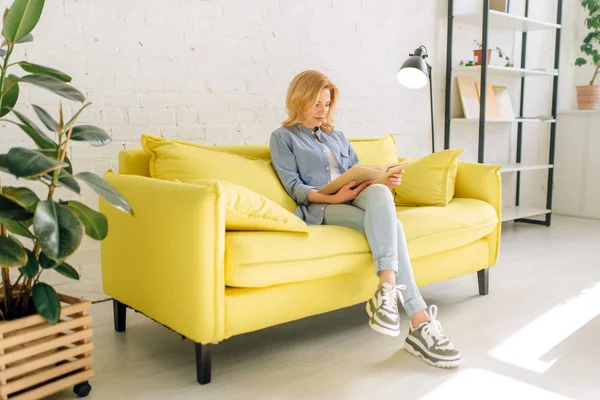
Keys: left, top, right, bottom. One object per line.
{"left": 318, "top": 162, "right": 409, "bottom": 195}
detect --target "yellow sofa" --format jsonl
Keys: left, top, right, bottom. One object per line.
{"left": 99, "top": 136, "right": 502, "bottom": 385}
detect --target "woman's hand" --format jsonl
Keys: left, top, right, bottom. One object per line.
{"left": 385, "top": 171, "right": 404, "bottom": 190}
{"left": 333, "top": 180, "right": 372, "bottom": 203}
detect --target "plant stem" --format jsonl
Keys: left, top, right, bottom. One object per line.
{"left": 0, "top": 43, "right": 14, "bottom": 108}
{"left": 591, "top": 64, "right": 599, "bottom": 86}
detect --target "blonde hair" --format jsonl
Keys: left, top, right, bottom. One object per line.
{"left": 282, "top": 70, "right": 339, "bottom": 134}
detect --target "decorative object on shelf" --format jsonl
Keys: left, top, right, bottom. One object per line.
{"left": 0, "top": 0, "right": 133, "bottom": 398}
{"left": 473, "top": 40, "right": 492, "bottom": 66}
{"left": 459, "top": 41, "right": 513, "bottom": 67}
{"left": 456, "top": 77, "right": 506, "bottom": 120}
{"left": 456, "top": 77, "right": 481, "bottom": 118}
{"left": 493, "top": 86, "right": 516, "bottom": 120}
{"left": 490, "top": 0, "right": 509, "bottom": 12}
{"left": 475, "top": 81, "right": 501, "bottom": 118}
{"left": 397, "top": 45, "right": 436, "bottom": 153}
{"left": 575, "top": 0, "right": 600, "bottom": 110}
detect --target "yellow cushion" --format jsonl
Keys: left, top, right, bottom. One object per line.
{"left": 349, "top": 134, "right": 398, "bottom": 166}
{"left": 141, "top": 134, "right": 298, "bottom": 212}
{"left": 224, "top": 198, "right": 498, "bottom": 287}
{"left": 183, "top": 179, "right": 307, "bottom": 233}
{"left": 394, "top": 149, "right": 465, "bottom": 206}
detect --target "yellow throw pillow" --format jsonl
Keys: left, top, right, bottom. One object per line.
{"left": 350, "top": 134, "right": 398, "bottom": 167}
{"left": 184, "top": 179, "right": 308, "bottom": 232}
{"left": 141, "top": 134, "right": 298, "bottom": 212}
{"left": 394, "top": 149, "right": 465, "bottom": 206}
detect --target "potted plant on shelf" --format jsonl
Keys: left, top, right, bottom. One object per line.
{"left": 460, "top": 40, "right": 514, "bottom": 67}
{"left": 0, "top": 0, "right": 133, "bottom": 398}
{"left": 575, "top": 0, "right": 600, "bottom": 110}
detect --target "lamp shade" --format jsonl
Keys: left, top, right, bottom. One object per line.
{"left": 397, "top": 55, "right": 428, "bottom": 89}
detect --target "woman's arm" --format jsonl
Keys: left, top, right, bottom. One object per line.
{"left": 269, "top": 131, "right": 317, "bottom": 206}
{"left": 307, "top": 189, "right": 340, "bottom": 204}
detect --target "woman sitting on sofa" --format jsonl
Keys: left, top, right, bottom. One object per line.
{"left": 269, "top": 70, "right": 461, "bottom": 368}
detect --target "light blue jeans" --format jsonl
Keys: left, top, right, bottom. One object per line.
{"left": 323, "top": 184, "right": 427, "bottom": 317}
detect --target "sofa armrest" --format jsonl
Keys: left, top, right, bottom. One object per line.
{"left": 99, "top": 171, "right": 226, "bottom": 344}
{"left": 454, "top": 161, "right": 503, "bottom": 267}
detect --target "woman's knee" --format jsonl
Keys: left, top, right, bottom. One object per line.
{"left": 362, "top": 184, "right": 394, "bottom": 201}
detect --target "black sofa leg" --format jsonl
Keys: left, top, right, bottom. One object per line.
{"left": 478, "top": 269, "right": 489, "bottom": 296}
{"left": 195, "top": 343, "right": 212, "bottom": 385}
{"left": 113, "top": 300, "right": 127, "bottom": 332}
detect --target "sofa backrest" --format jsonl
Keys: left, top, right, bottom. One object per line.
{"left": 119, "top": 144, "right": 272, "bottom": 176}
{"left": 119, "top": 134, "right": 399, "bottom": 177}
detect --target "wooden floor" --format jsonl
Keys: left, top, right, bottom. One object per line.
{"left": 49, "top": 216, "right": 600, "bottom": 400}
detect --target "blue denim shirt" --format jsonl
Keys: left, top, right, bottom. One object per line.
{"left": 269, "top": 124, "right": 360, "bottom": 225}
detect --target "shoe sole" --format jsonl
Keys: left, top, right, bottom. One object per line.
{"left": 366, "top": 302, "right": 400, "bottom": 337}
{"left": 404, "top": 341, "right": 462, "bottom": 368}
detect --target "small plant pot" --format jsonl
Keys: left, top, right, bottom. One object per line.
{"left": 576, "top": 85, "right": 600, "bottom": 110}
{"left": 473, "top": 49, "right": 493, "bottom": 66}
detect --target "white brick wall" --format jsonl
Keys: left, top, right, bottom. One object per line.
{"left": 0, "top": 0, "right": 571, "bottom": 300}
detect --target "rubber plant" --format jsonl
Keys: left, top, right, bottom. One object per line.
{"left": 0, "top": 0, "right": 133, "bottom": 324}
{"left": 576, "top": 0, "right": 600, "bottom": 85}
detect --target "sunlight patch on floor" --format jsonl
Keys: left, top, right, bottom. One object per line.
{"left": 421, "top": 368, "right": 575, "bottom": 400}
{"left": 489, "top": 281, "right": 600, "bottom": 373}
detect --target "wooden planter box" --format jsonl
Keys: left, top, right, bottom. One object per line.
{"left": 0, "top": 293, "right": 94, "bottom": 400}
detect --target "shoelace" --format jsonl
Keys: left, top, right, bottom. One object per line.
{"left": 379, "top": 284, "right": 407, "bottom": 319}
{"left": 421, "top": 305, "right": 456, "bottom": 351}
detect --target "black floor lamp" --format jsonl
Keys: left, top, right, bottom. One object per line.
{"left": 396, "top": 45, "right": 435, "bottom": 153}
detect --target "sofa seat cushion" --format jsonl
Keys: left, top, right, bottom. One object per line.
{"left": 225, "top": 198, "right": 498, "bottom": 288}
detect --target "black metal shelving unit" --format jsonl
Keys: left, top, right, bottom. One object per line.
{"left": 443, "top": 0, "right": 563, "bottom": 227}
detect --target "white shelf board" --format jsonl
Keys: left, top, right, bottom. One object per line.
{"left": 502, "top": 206, "right": 551, "bottom": 222}
{"left": 452, "top": 117, "right": 556, "bottom": 123}
{"left": 454, "top": 10, "right": 561, "bottom": 32}
{"left": 558, "top": 110, "right": 600, "bottom": 114}
{"left": 453, "top": 65, "right": 558, "bottom": 78}
{"left": 500, "top": 163, "right": 553, "bottom": 173}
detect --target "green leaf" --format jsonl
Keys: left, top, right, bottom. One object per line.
{"left": 75, "top": 172, "right": 133, "bottom": 215}
{"left": 576, "top": 57, "right": 588, "bottom": 67}
{"left": 32, "top": 105, "right": 58, "bottom": 132}
{"left": 2, "top": 220, "right": 34, "bottom": 239}
{"left": 55, "top": 262, "right": 79, "bottom": 280}
{"left": 0, "top": 235, "right": 27, "bottom": 267}
{"left": 0, "top": 193, "right": 34, "bottom": 221}
{"left": 2, "top": 0, "right": 45, "bottom": 43}
{"left": 1, "top": 186, "right": 40, "bottom": 210}
{"left": 32, "top": 282, "right": 60, "bottom": 325}
{"left": 16, "top": 32, "right": 33, "bottom": 43}
{"left": 66, "top": 200, "right": 108, "bottom": 240}
{"left": 33, "top": 200, "right": 84, "bottom": 261}
{"left": 0, "top": 75, "right": 20, "bottom": 118}
{"left": 18, "top": 62, "right": 71, "bottom": 82}
{"left": 0, "top": 154, "right": 8, "bottom": 174}
{"left": 70, "top": 125, "right": 111, "bottom": 147}
{"left": 64, "top": 102, "right": 91, "bottom": 131}
{"left": 20, "top": 74, "right": 85, "bottom": 102}
{"left": 38, "top": 251, "right": 58, "bottom": 268}
{"left": 41, "top": 170, "right": 81, "bottom": 194}
{"left": 6, "top": 147, "right": 67, "bottom": 179}
{"left": 19, "top": 248, "right": 39, "bottom": 277}
{"left": 57, "top": 173, "right": 80, "bottom": 193}
{"left": 12, "top": 110, "right": 57, "bottom": 149}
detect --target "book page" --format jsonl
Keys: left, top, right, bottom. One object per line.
{"left": 317, "top": 163, "right": 408, "bottom": 195}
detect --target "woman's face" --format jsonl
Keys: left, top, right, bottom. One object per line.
{"left": 303, "top": 89, "right": 331, "bottom": 130}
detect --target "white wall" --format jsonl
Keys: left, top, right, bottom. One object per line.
{"left": 0, "top": 0, "right": 573, "bottom": 299}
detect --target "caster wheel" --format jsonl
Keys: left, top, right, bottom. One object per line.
{"left": 73, "top": 381, "right": 92, "bottom": 397}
